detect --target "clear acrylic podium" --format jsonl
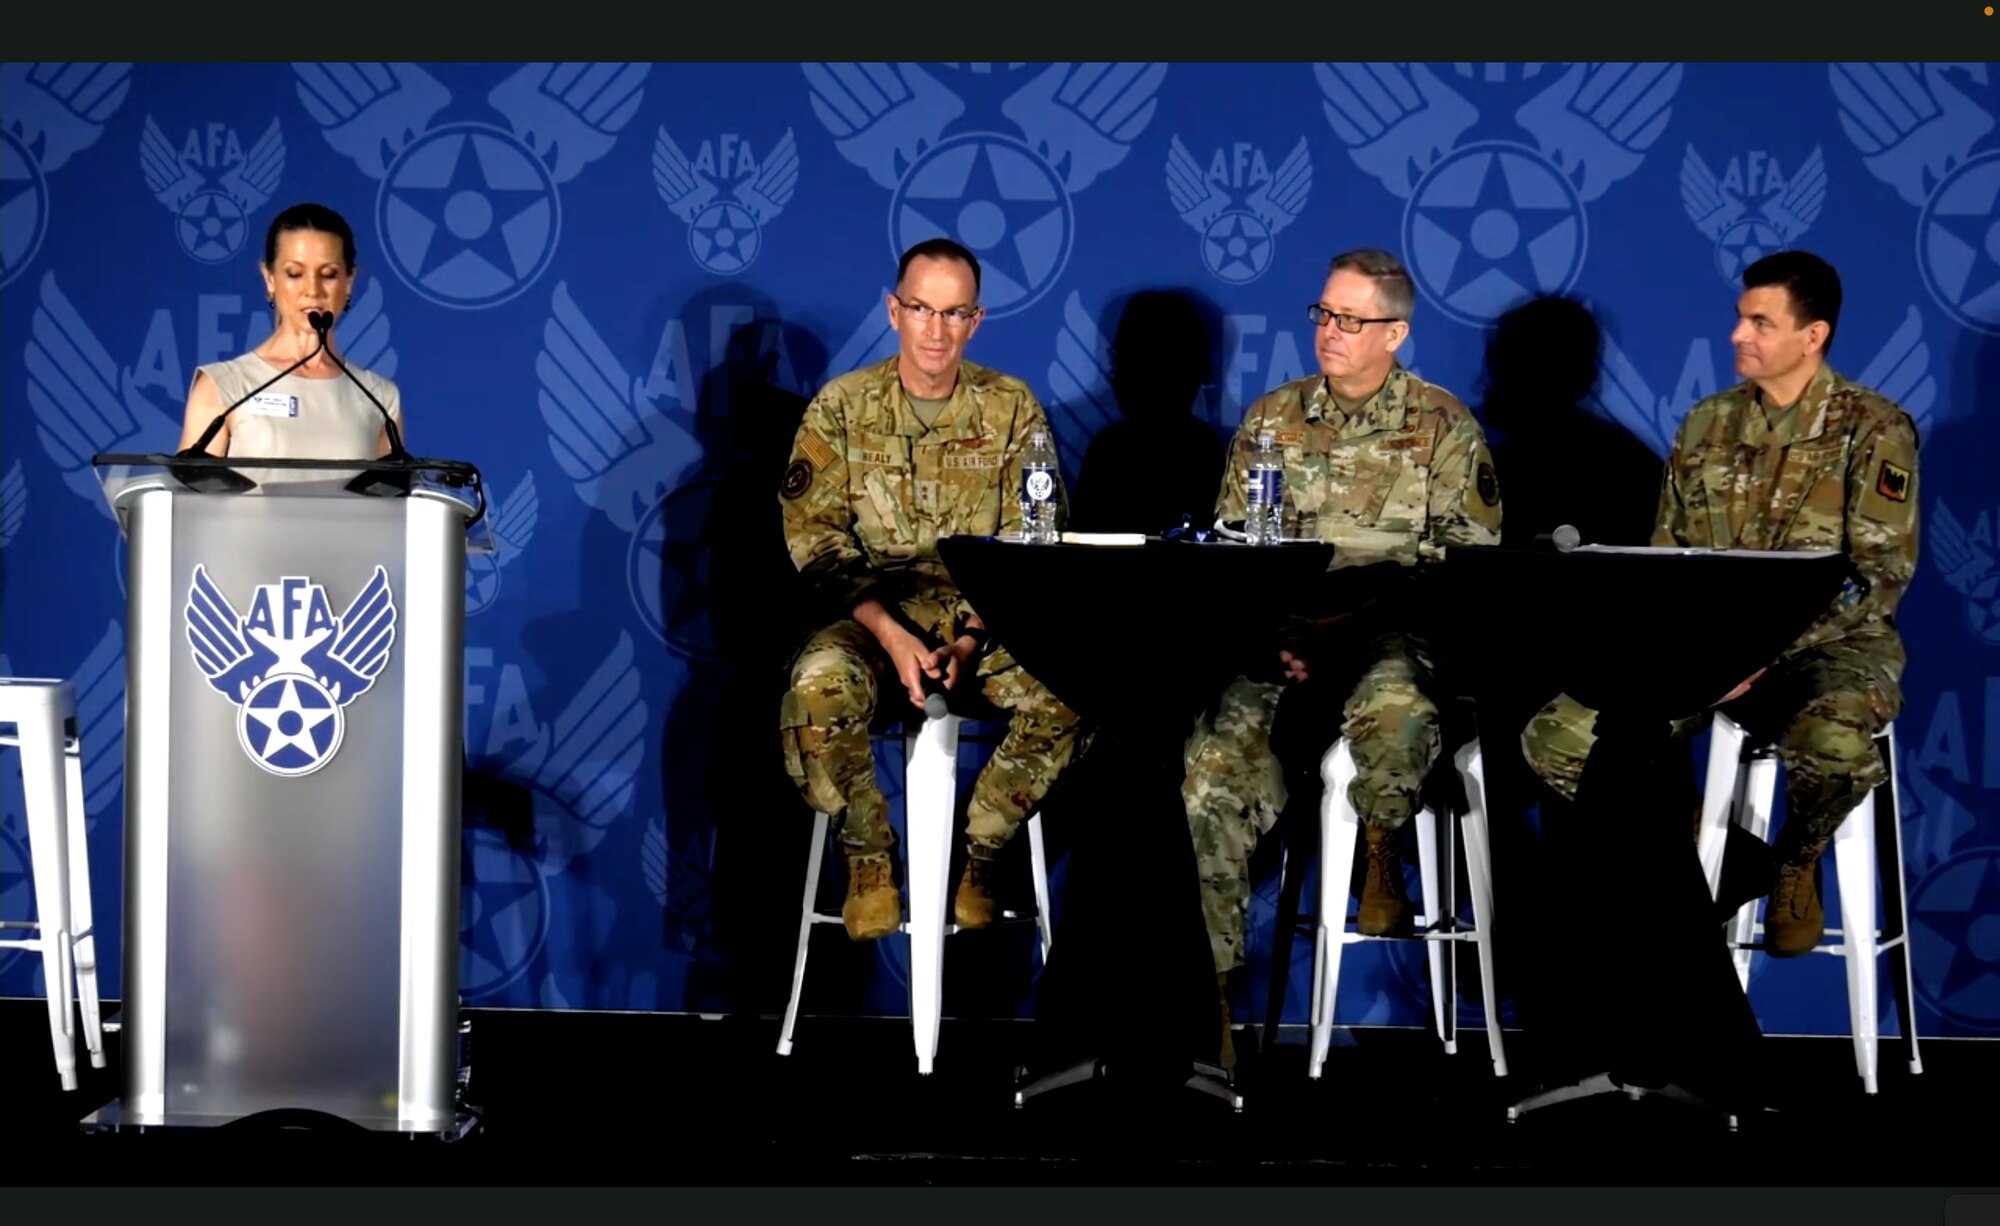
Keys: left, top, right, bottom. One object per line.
{"left": 82, "top": 453, "right": 488, "bottom": 1135}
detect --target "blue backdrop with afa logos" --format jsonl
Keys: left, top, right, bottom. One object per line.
{"left": 3, "top": 61, "right": 1998, "bottom": 1040}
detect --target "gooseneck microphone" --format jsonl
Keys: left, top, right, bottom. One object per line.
{"left": 179, "top": 326, "right": 328, "bottom": 458}
{"left": 309, "top": 310, "right": 410, "bottom": 461}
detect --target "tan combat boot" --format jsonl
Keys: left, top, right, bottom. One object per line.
{"left": 842, "top": 851, "right": 901, "bottom": 941}
{"left": 1766, "top": 834, "right": 1832, "bottom": 957}
{"left": 1358, "top": 824, "right": 1415, "bottom": 937}
{"left": 954, "top": 853, "right": 998, "bottom": 929}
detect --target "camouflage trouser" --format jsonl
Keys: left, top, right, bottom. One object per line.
{"left": 1520, "top": 637, "right": 1903, "bottom": 846}
{"left": 1182, "top": 646, "right": 1441, "bottom": 973}
{"left": 778, "top": 612, "right": 1082, "bottom": 859}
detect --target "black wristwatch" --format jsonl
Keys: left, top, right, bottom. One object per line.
{"left": 955, "top": 622, "right": 992, "bottom": 659}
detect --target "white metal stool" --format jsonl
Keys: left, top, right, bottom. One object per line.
{"left": 777, "top": 707, "right": 1053, "bottom": 1074}
{"left": 1292, "top": 735, "right": 1506, "bottom": 1080}
{"left": 0, "top": 677, "right": 107, "bottom": 1090}
{"left": 1697, "top": 711, "right": 1921, "bottom": 1094}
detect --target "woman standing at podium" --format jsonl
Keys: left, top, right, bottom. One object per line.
{"left": 175, "top": 202, "right": 403, "bottom": 461}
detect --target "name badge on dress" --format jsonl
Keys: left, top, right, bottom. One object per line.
{"left": 245, "top": 392, "right": 298, "bottom": 418}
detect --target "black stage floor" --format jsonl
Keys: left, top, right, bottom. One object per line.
{"left": 2, "top": 998, "right": 1993, "bottom": 1188}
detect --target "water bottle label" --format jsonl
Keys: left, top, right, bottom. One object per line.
{"left": 1025, "top": 468, "right": 1055, "bottom": 503}
{"left": 1249, "top": 469, "right": 1282, "bottom": 509}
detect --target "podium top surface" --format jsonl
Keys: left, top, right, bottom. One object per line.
{"left": 1427, "top": 542, "right": 1855, "bottom": 717}
{"left": 93, "top": 453, "right": 491, "bottom": 550}
{"left": 935, "top": 534, "right": 1361, "bottom": 724}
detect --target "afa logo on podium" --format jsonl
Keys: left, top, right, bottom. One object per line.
{"left": 184, "top": 566, "right": 398, "bottom": 777}
{"left": 804, "top": 61, "right": 1166, "bottom": 318}
{"left": 293, "top": 62, "right": 649, "bottom": 310}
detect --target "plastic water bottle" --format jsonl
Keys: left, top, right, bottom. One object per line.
{"left": 1246, "top": 433, "right": 1284, "bottom": 544}
{"left": 1021, "top": 430, "right": 1061, "bottom": 544}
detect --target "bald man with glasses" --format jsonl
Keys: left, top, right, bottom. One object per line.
{"left": 778, "top": 236, "right": 1083, "bottom": 944}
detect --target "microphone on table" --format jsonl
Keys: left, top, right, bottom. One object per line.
{"left": 1533, "top": 524, "right": 1582, "bottom": 553}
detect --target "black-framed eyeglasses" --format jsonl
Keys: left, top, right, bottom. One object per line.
{"left": 1306, "top": 304, "right": 1401, "bottom": 333}
{"left": 895, "top": 296, "right": 983, "bottom": 326}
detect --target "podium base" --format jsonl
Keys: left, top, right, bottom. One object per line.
{"left": 78, "top": 1096, "right": 482, "bottom": 1140}
{"left": 1505, "top": 1071, "right": 1738, "bottom": 1130}
{"left": 1012, "top": 1058, "right": 1243, "bottom": 1112}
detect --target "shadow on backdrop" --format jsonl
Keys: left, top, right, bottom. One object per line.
{"left": 1069, "top": 289, "right": 1229, "bottom": 536}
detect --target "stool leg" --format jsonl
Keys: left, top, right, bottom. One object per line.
{"left": 1698, "top": 714, "right": 1746, "bottom": 899}
{"left": 20, "top": 711, "right": 78, "bottom": 1090}
{"left": 1731, "top": 753, "right": 1780, "bottom": 991}
{"left": 905, "top": 714, "right": 960, "bottom": 1076}
{"left": 1454, "top": 739, "right": 1506, "bottom": 1077}
{"left": 777, "top": 811, "right": 831, "bottom": 1057}
{"left": 1875, "top": 728, "right": 1921, "bottom": 1076}
{"left": 1027, "top": 812, "right": 1053, "bottom": 966}
{"left": 1264, "top": 814, "right": 1314, "bottom": 1055}
{"left": 63, "top": 736, "right": 103, "bottom": 1069}
{"left": 1310, "top": 741, "right": 1361, "bottom": 1080}
{"left": 1415, "top": 805, "right": 1447, "bottom": 1050}
{"left": 1832, "top": 792, "right": 1880, "bottom": 1094}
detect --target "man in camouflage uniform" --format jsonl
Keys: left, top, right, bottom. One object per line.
{"left": 779, "top": 237, "right": 1083, "bottom": 942}
{"left": 1182, "top": 248, "right": 1503, "bottom": 1066}
{"left": 1522, "top": 251, "right": 1920, "bottom": 956}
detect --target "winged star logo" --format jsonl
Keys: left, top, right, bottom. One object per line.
{"left": 537, "top": 281, "right": 819, "bottom": 652}
{"left": 1164, "top": 136, "right": 1312, "bottom": 285}
{"left": 0, "top": 63, "right": 130, "bottom": 288}
{"left": 1317, "top": 62, "right": 1681, "bottom": 328}
{"left": 1928, "top": 498, "right": 2000, "bottom": 646}
{"left": 139, "top": 117, "right": 284, "bottom": 264}
{"left": 1909, "top": 847, "right": 2000, "bottom": 1030}
{"left": 293, "top": 62, "right": 648, "bottom": 310}
{"left": 465, "top": 470, "right": 538, "bottom": 616}
{"left": 185, "top": 566, "right": 397, "bottom": 777}
{"left": 1589, "top": 305, "right": 1938, "bottom": 459}
{"left": 458, "top": 634, "right": 644, "bottom": 1002}
{"left": 653, "top": 128, "right": 799, "bottom": 275}
{"left": 1680, "top": 146, "right": 1826, "bottom": 284}
{"left": 804, "top": 62, "right": 1166, "bottom": 317}
{"left": 1832, "top": 63, "right": 2000, "bottom": 335}
{"left": 24, "top": 271, "right": 181, "bottom": 518}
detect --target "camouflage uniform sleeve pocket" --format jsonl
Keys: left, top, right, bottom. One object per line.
{"left": 1857, "top": 436, "right": 1916, "bottom": 525}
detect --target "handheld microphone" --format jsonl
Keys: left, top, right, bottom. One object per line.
{"left": 180, "top": 327, "right": 328, "bottom": 458}
{"left": 920, "top": 672, "right": 949, "bottom": 721}
{"left": 310, "top": 310, "right": 409, "bottom": 461}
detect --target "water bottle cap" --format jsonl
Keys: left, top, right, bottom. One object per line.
{"left": 1257, "top": 433, "right": 1275, "bottom": 448}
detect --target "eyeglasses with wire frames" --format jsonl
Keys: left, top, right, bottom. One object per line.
{"left": 895, "top": 296, "right": 983, "bottom": 327}
{"left": 1306, "top": 304, "right": 1401, "bottom": 333}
